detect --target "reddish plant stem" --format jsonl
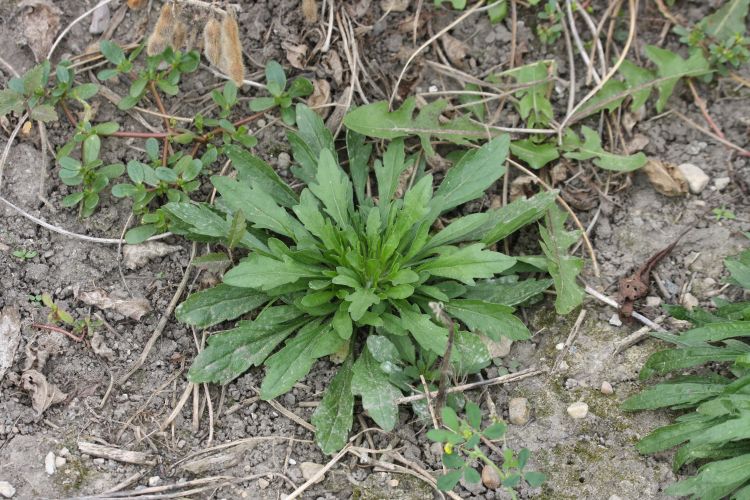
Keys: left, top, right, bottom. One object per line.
{"left": 32, "top": 323, "right": 84, "bottom": 343}
{"left": 687, "top": 78, "right": 726, "bottom": 140}
{"left": 60, "top": 100, "right": 77, "bottom": 127}
{"left": 111, "top": 130, "right": 171, "bottom": 139}
{"left": 190, "top": 111, "right": 266, "bottom": 157}
{"left": 148, "top": 81, "right": 172, "bottom": 167}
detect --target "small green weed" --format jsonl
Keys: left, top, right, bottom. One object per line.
{"left": 249, "top": 60, "right": 313, "bottom": 125}
{"left": 12, "top": 249, "right": 37, "bottom": 260}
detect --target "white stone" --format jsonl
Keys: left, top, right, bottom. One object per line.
{"left": 508, "top": 397, "right": 530, "bottom": 425}
{"left": 0, "top": 481, "right": 15, "bottom": 498}
{"left": 58, "top": 447, "right": 69, "bottom": 457}
{"left": 682, "top": 292, "right": 699, "bottom": 311}
{"left": 89, "top": 4, "right": 110, "bottom": 34}
{"left": 645, "top": 296, "right": 662, "bottom": 308}
{"left": 388, "top": 479, "right": 399, "bottom": 487}
{"left": 677, "top": 163, "right": 710, "bottom": 194}
{"left": 713, "top": 176, "right": 731, "bottom": 191}
{"left": 54, "top": 456, "right": 66, "bottom": 468}
{"left": 567, "top": 401, "right": 589, "bottom": 419}
{"left": 148, "top": 476, "right": 161, "bottom": 487}
{"left": 288, "top": 458, "right": 296, "bottom": 465}
{"left": 555, "top": 342, "right": 565, "bottom": 351}
{"left": 257, "top": 478, "right": 270, "bottom": 489}
{"left": 601, "top": 381, "right": 614, "bottom": 395}
{"left": 299, "top": 462, "right": 325, "bottom": 484}
{"left": 608, "top": 314, "right": 622, "bottom": 327}
{"left": 45, "top": 452, "right": 56, "bottom": 475}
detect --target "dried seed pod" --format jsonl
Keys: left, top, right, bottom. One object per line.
{"left": 202, "top": 16, "right": 222, "bottom": 67}
{"left": 146, "top": 2, "right": 176, "bottom": 56}
{"left": 219, "top": 12, "right": 245, "bottom": 86}
{"left": 172, "top": 20, "right": 188, "bottom": 50}
{"left": 127, "top": 0, "right": 147, "bottom": 9}
{"left": 301, "top": 0, "right": 318, "bottom": 24}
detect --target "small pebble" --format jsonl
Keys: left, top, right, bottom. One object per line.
{"left": 0, "top": 481, "right": 15, "bottom": 498}
{"left": 682, "top": 293, "right": 699, "bottom": 311}
{"left": 93, "top": 458, "right": 105, "bottom": 465}
{"left": 277, "top": 152, "right": 291, "bottom": 169}
{"left": 558, "top": 360, "right": 569, "bottom": 371}
{"left": 645, "top": 296, "right": 662, "bottom": 308}
{"left": 567, "top": 401, "right": 589, "bottom": 419}
{"left": 564, "top": 378, "right": 579, "bottom": 390}
{"left": 45, "top": 452, "right": 56, "bottom": 475}
{"left": 89, "top": 4, "right": 111, "bottom": 34}
{"left": 481, "top": 464, "right": 501, "bottom": 490}
{"left": 601, "top": 381, "right": 614, "bottom": 395}
{"left": 608, "top": 314, "right": 622, "bottom": 327}
{"left": 508, "top": 397, "right": 530, "bottom": 425}
{"left": 555, "top": 342, "right": 565, "bottom": 351}
{"left": 177, "top": 439, "right": 186, "bottom": 449}
{"left": 388, "top": 479, "right": 399, "bottom": 487}
{"left": 58, "top": 447, "right": 69, "bottom": 458}
{"left": 288, "top": 458, "right": 297, "bottom": 465}
{"left": 55, "top": 456, "right": 66, "bottom": 468}
{"left": 714, "top": 176, "right": 731, "bottom": 190}
{"left": 257, "top": 478, "right": 270, "bottom": 489}
{"left": 299, "top": 462, "right": 324, "bottom": 484}
{"left": 148, "top": 476, "right": 161, "bottom": 487}
{"left": 677, "top": 163, "right": 710, "bottom": 194}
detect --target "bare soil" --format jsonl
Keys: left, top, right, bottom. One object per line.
{"left": 0, "top": 1, "right": 749, "bottom": 499}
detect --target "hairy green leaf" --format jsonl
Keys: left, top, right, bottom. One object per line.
{"left": 312, "top": 356, "right": 354, "bottom": 454}
{"left": 351, "top": 347, "right": 401, "bottom": 430}
{"left": 539, "top": 206, "right": 583, "bottom": 315}
{"left": 176, "top": 284, "right": 268, "bottom": 327}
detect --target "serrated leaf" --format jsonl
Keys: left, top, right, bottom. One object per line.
{"left": 30, "top": 104, "right": 58, "bottom": 122}
{"left": 539, "top": 206, "right": 583, "bottom": 315}
{"left": 445, "top": 299, "right": 530, "bottom": 341}
{"left": 346, "top": 129, "right": 372, "bottom": 205}
{"left": 436, "top": 469, "right": 463, "bottom": 491}
{"left": 176, "top": 284, "right": 268, "bottom": 327}
{"left": 225, "top": 144, "right": 298, "bottom": 208}
{"left": 351, "top": 347, "right": 401, "bottom": 430}
{"left": 223, "top": 254, "right": 324, "bottom": 291}
{"left": 308, "top": 149, "right": 353, "bottom": 228}
{"left": 564, "top": 126, "right": 647, "bottom": 171}
{"left": 0, "top": 89, "right": 22, "bottom": 117}
{"left": 312, "top": 356, "right": 354, "bottom": 454}
{"left": 481, "top": 190, "right": 557, "bottom": 245}
{"left": 397, "top": 305, "right": 448, "bottom": 354}
{"left": 524, "top": 471, "right": 547, "bottom": 487}
{"left": 700, "top": 0, "right": 750, "bottom": 41}
{"left": 510, "top": 139, "right": 559, "bottom": 169}
{"left": 417, "top": 243, "right": 516, "bottom": 286}
{"left": 345, "top": 287, "right": 380, "bottom": 321}
{"left": 188, "top": 306, "right": 304, "bottom": 384}
{"left": 261, "top": 322, "right": 343, "bottom": 400}
{"left": 289, "top": 104, "right": 335, "bottom": 183}
{"left": 375, "top": 139, "right": 407, "bottom": 204}
{"left": 644, "top": 46, "right": 710, "bottom": 113}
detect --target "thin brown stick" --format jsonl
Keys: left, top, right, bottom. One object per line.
{"left": 671, "top": 109, "right": 750, "bottom": 157}
{"left": 686, "top": 79, "right": 725, "bottom": 140}
{"left": 32, "top": 323, "right": 84, "bottom": 342}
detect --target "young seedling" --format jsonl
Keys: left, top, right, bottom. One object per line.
{"left": 12, "top": 249, "right": 38, "bottom": 261}
{"left": 249, "top": 60, "right": 313, "bottom": 125}
{"left": 37, "top": 293, "right": 101, "bottom": 343}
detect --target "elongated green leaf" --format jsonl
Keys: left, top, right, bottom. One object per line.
{"left": 445, "top": 299, "right": 530, "bottom": 341}
{"left": 418, "top": 244, "right": 515, "bottom": 286}
{"left": 261, "top": 322, "right": 343, "bottom": 400}
{"left": 674, "top": 441, "right": 750, "bottom": 471}
{"left": 343, "top": 97, "right": 486, "bottom": 156}
{"left": 223, "top": 254, "right": 324, "bottom": 290}
{"left": 426, "top": 136, "right": 509, "bottom": 222}
{"left": 397, "top": 305, "right": 448, "bottom": 354}
{"left": 510, "top": 139, "right": 559, "bottom": 169}
{"left": 224, "top": 145, "right": 298, "bottom": 207}
{"left": 640, "top": 346, "right": 745, "bottom": 379}
{"left": 689, "top": 414, "right": 750, "bottom": 446}
{"left": 680, "top": 321, "right": 750, "bottom": 342}
{"left": 636, "top": 417, "right": 716, "bottom": 454}
{"left": 665, "top": 454, "right": 750, "bottom": 498}
{"left": 725, "top": 251, "right": 750, "bottom": 289}
{"left": 421, "top": 213, "right": 492, "bottom": 254}
{"left": 188, "top": 306, "right": 304, "bottom": 384}
{"left": 309, "top": 149, "right": 353, "bottom": 229}
{"left": 176, "top": 284, "right": 268, "bottom": 327}
{"left": 463, "top": 278, "right": 553, "bottom": 306}
{"left": 622, "top": 382, "right": 726, "bottom": 411}
{"left": 375, "top": 138, "right": 407, "bottom": 204}
{"left": 539, "top": 206, "right": 583, "bottom": 315}
{"left": 351, "top": 347, "right": 401, "bottom": 431}
{"left": 312, "top": 357, "right": 355, "bottom": 454}
{"left": 644, "top": 46, "right": 710, "bottom": 113}
{"left": 700, "top": 0, "right": 750, "bottom": 41}
{"left": 481, "top": 191, "right": 557, "bottom": 245}
{"left": 564, "top": 126, "right": 646, "bottom": 171}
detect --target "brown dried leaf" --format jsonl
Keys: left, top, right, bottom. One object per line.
{"left": 510, "top": 176, "right": 536, "bottom": 201}
{"left": 127, "top": 0, "right": 147, "bottom": 9}
{"left": 0, "top": 306, "right": 21, "bottom": 382}
{"left": 203, "top": 17, "right": 223, "bottom": 67}
{"left": 91, "top": 332, "right": 115, "bottom": 361}
{"left": 627, "top": 133, "right": 650, "bottom": 153}
{"left": 550, "top": 163, "right": 568, "bottom": 185}
{"left": 301, "top": 0, "right": 318, "bottom": 23}
{"left": 21, "top": 369, "right": 67, "bottom": 416}
{"left": 19, "top": 0, "right": 61, "bottom": 62}
{"left": 381, "top": 0, "right": 410, "bottom": 12}
{"left": 643, "top": 159, "right": 688, "bottom": 197}
{"left": 323, "top": 51, "right": 344, "bottom": 85}
{"left": 76, "top": 289, "right": 151, "bottom": 321}
{"left": 308, "top": 79, "right": 331, "bottom": 118}
{"left": 441, "top": 34, "right": 469, "bottom": 67}
{"left": 146, "top": 2, "right": 175, "bottom": 56}
{"left": 220, "top": 12, "right": 245, "bottom": 85}
{"left": 283, "top": 42, "right": 308, "bottom": 70}
{"left": 122, "top": 241, "right": 181, "bottom": 269}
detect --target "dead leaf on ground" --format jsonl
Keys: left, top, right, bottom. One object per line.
{"left": 322, "top": 51, "right": 344, "bottom": 85}
{"left": 180, "top": 443, "right": 255, "bottom": 474}
{"left": 283, "top": 42, "right": 308, "bottom": 70}
{"left": 550, "top": 163, "right": 568, "bottom": 185}
{"left": 441, "top": 34, "right": 469, "bottom": 67}
{"left": 381, "top": 0, "right": 410, "bottom": 12}
{"left": 308, "top": 79, "right": 331, "bottom": 118}
{"left": 352, "top": 0, "right": 373, "bottom": 18}
{"left": 127, "top": 0, "right": 147, "bottom": 9}
{"left": 0, "top": 306, "right": 21, "bottom": 382}
{"left": 123, "top": 241, "right": 181, "bottom": 269}
{"left": 324, "top": 88, "right": 351, "bottom": 135}
{"left": 627, "top": 133, "right": 650, "bottom": 153}
{"left": 76, "top": 288, "right": 151, "bottom": 321}
{"left": 91, "top": 331, "right": 116, "bottom": 361}
{"left": 21, "top": 369, "right": 67, "bottom": 416}
{"left": 643, "top": 159, "right": 688, "bottom": 197}
{"left": 18, "top": 0, "right": 62, "bottom": 62}
{"left": 301, "top": 0, "right": 318, "bottom": 23}
{"left": 23, "top": 334, "right": 65, "bottom": 372}
{"left": 510, "top": 176, "right": 537, "bottom": 201}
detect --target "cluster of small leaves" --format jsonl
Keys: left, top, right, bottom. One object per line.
{"left": 674, "top": 0, "right": 750, "bottom": 74}
{"left": 534, "top": 0, "right": 563, "bottom": 45}
{"left": 427, "top": 402, "right": 546, "bottom": 495}
{"left": 12, "top": 249, "right": 37, "bottom": 261}
{"left": 172, "top": 104, "right": 578, "bottom": 453}
{"left": 249, "top": 60, "right": 313, "bottom": 125}
{"left": 40, "top": 293, "right": 99, "bottom": 336}
{"left": 0, "top": 60, "right": 98, "bottom": 123}
{"left": 97, "top": 41, "right": 199, "bottom": 110}
{"left": 433, "top": 0, "right": 508, "bottom": 23}
{"left": 623, "top": 238, "right": 750, "bottom": 498}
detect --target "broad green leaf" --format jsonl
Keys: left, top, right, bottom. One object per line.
{"left": 351, "top": 347, "right": 401, "bottom": 431}
{"left": 30, "top": 104, "right": 58, "bottom": 122}
{"left": 700, "top": 0, "right": 750, "bottom": 41}
{"left": 345, "top": 287, "right": 380, "bottom": 321}
{"left": 504, "top": 60, "right": 554, "bottom": 128}
{"left": 437, "top": 469, "right": 463, "bottom": 491}
{"left": 525, "top": 471, "right": 547, "bottom": 488}
{"left": 20, "top": 61, "right": 49, "bottom": 95}
{"left": 189, "top": 306, "right": 304, "bottom": 384}
{"left": 308, "top": 149, "right": 353, "bottom": 228}
{"left": 445, "top": 299, "right": 530, "bottom": 341}
{"left": 481, "top": 190, "right": 557, "bottom": 245}
{"left": 644, "top": 46, "right": 710, "bottom": 113}
{"left": 343, "top": 97, "right": 486, "bottom": 156}
{"left": 452, "top": 330, "right": 491, "bottom": 374}
{"left": 223, "top": 254, "right": 323, "bottom": 290}
{"left": 0, "top": 89, "right": 22, "bottom": 117}
{"left": 397, "top": 305, "right": 448, "bottom": 354}
{"left": 484, "top": 421, "right": 507, "bottom": 439}
{"left": 100, "top": 40, "right": 126, "bottom": 65}
{"left": 312, "top": 357, "right": 354, "bottom": 454}
{"left": 125, "top": 224, "right": 157, "bottom": 244}
{"left": 539, "top": 206, "right": 583, "bottom": 315}
{"left": 418, "top": 243, "right": 516, "bottom": 286}
{"left": 261, "top": 322, "right": 343, "bottom": 399}
{"left": 618, "top": 60, "right": 654, "bottom": 111}
{"left": 265, "top": 60, "right": 287, "bottom": 96}
{"left": 622, "top": 382, "right": 726, "bottom": 411}
{"left": 463, "top": 278, "right": 553, "bottom": 306}
{"left": 640, "top": 346, "right": 746, "bottom": 379}
{"left": 176, "top": 284, "right": 268, "bottom": 327}
{"left": 464, "top": 467, "right": 481, "bottom": 484}
{"left": 665, "top": 454, "right": 750, "bottom": 498}
{"left": 564, "top": 126, "right": 647, "bottom": 171}
{"left": 726, "top": 252, "right": 750, "bottom": 289}
{"left": 224, "top": 145, "right": 298, "bottom": 207}
{"left": 680, "top": 321, "right": 750, "bottom": 343}
{"left": 510, "top": 139, "right": 559, "bottom": 169}
{"left": 290, "top": 104, "right": 335, "bottom": 183}
{"left": 636, "top": 417, "right": 716, "bottom": 454}
{"left": 426, "top": 136, "right": 509, "bottom": 222}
